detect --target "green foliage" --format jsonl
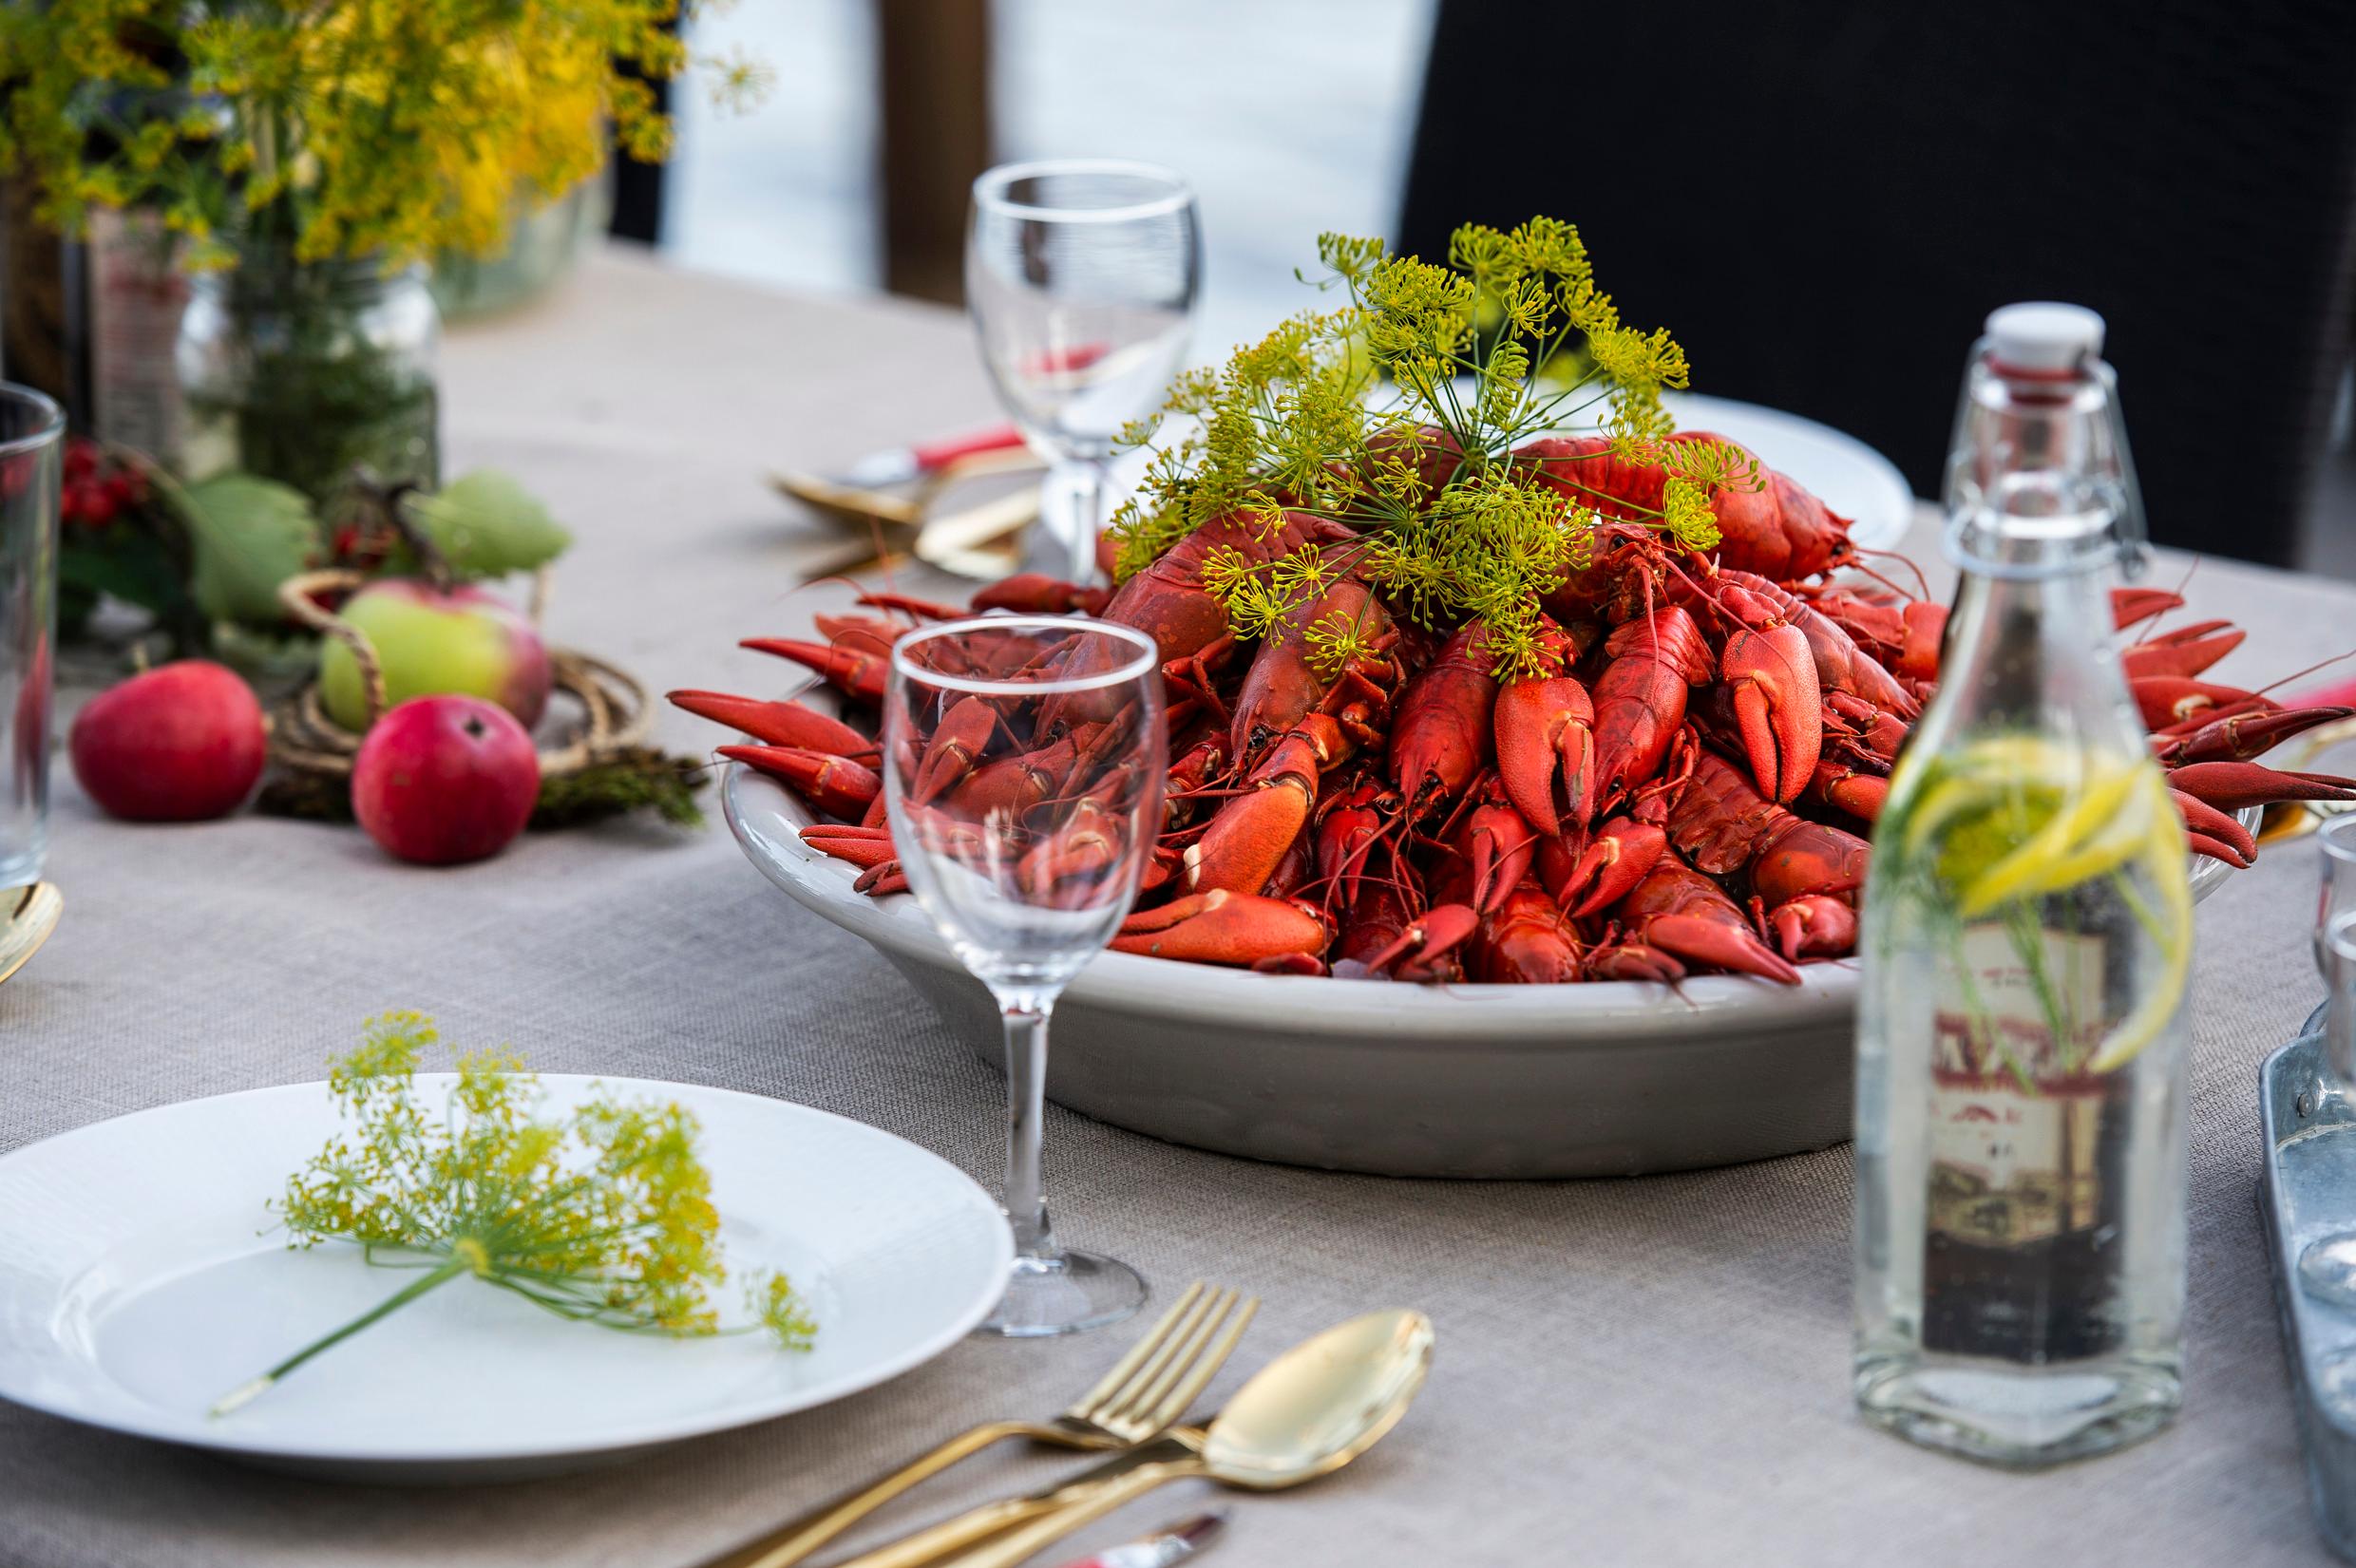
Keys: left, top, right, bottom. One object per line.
{"left": 58, "top": 519, "right": 213, "bottom": 653}
{"left": 1106, "top": 217, "right": 1748, "bottom": 680}
{"left": 86, "top": 457, "right": 572, "bottom": 637}
{"left": 218, "top": 1012, "right": 813, "bottom": 1414}
{"left": 528, "top": 749, "right": 708, "bottom": 831}
{"left": 171, "top": 470, "right": 320, "bottom": 625}
{"left": 256, "top": 747, "right": 705, "bottom": 831}
{"left": 404, "top": 470, "right": 574, "bottom": 579}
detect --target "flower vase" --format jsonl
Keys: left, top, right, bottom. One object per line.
{"left": 177, "top": 244, "right": 440, "bottom": 507}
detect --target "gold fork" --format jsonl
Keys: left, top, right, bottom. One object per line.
{"left": 698, "top": 1281, "right": 1257, "bottom": 1568}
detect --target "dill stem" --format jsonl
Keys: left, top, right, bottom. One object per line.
{"left": 211, "top": 1256, "right": 471, "bottom": 1417}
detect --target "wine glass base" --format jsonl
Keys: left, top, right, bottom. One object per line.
{"left": 976, "top": 1250, "right": 1147, "bottom": 1338}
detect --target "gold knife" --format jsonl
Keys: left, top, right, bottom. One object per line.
{"left": 703, "top": 1430, "right": 1206, "bottom": 1568}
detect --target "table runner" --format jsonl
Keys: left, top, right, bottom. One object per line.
{"left": 0, "top": 247, "right": 2336, "bottom": 1566}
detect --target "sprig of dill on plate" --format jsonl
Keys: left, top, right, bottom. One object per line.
{"left": 212, "top": 1012, "right": 813, "bottom": 1417}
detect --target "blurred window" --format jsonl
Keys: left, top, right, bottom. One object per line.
{"left": 662, "top": 0, "right": 1435, "bottom": 359}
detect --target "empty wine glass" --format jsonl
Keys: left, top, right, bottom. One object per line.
{"left": 966, "top": 160, "right": 1200, "bottom": 590}
{"left": 884, "top": 615, "right": 1166, "bottom": 1336}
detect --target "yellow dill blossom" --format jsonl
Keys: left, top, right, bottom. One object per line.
{"left": 1109, "top": 217, "right": 1715, "bottom": 678}
{"left": 0, "top": 0, "right": 763, "bottom": 267}
{"left": 1661, "top": 478, "right": 1722, "bottom": 553}
{"left": 211, "top": 1011, "right": 813, "bottom": 1417}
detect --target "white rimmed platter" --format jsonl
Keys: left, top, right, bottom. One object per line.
{"left": 728, "top": 759, "right": 1855, "bottom": 1180}
{"left": 726, "top": 750, "right": 2252, "bottom": 1181}
{"left": 1650, "top": 390, "right": 1915, "bottom": 550}
{"left": 0, "top": 1076, "right": 1012, "bottom": 1483}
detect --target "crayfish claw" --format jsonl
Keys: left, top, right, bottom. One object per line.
{"left": 1586, "top": 938, "right": 1685, "bottom": 984}
{"left": 911, "top": 695, "right": 999, "bottom": 805}
{"left": 1558, "top": 816, "right": 1667, "bottom": 919}
{"left": 1722, "top": 622, "right": 1819, "bottom": 803}
{"left": 1643, "top": 912, "right": 1802, "bottom": 984}
{"left": 1112, "top": 890, "right": 1332, "bottom": 968}
{"left": 1766, "top": 895, "right": 1857, "bottom": 960}
{"left": 1363, "top": 902, "right": 1479, "bottom": 983}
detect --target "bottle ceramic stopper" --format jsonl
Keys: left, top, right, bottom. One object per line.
{"left": 1985, "top": 301, "right": 2105, "bottom": 372}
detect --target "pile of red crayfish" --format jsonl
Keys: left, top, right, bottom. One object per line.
{"left": 676, "top": 432, "right": 2356, "bottom": 984}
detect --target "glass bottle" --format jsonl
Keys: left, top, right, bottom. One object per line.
{"left": 1852, "top": 303, "right": 2192, "bottom": 1466}
{"left": 177, "top": 240, "right": 440, "bottom": 507}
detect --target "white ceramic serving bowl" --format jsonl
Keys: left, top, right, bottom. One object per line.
{"left": 726, "top": 750, "right": 2249, "bottom": 1180}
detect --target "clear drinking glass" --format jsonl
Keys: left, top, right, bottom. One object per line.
{"left": 2327, "top": 911, "right": 2356, "bottom": 1088}
{"left": 0, "top": 385, "right": 64, "bottom": 888}
{"left": 2317, "top": 816, "right": 2356, "bottom": 975}
{"left": 2298, "top": 912, "right": 2356, "bottom": 1311}
{"left": 966, "top": 160, "right": 1200, "bottom": 590}
{"left": 884, "top": 614, "right": 1166, "bottom": 1335}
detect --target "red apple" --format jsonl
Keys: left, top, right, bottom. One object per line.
{"left": 69, "top": 660, "right": 267, "bottom": 822}
{"left": 318, "top": 579, "right": 552, "bottom": 732}
{"left": 352, "top": 695, "right": 540, "bottom": 865}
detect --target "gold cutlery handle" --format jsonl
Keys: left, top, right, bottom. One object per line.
{"left": 922, "top": 1464, "right": 1191, "bottom": 1568}
{"left": 826, "top": 1488, "right": 1077, "bottom": 1568}
{"left": 698, "top": 1420, "right": 1036, "bottom": 1568}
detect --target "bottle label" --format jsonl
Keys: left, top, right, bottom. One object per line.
{"left": 87, "top": 208, "right": 187, "bottom": 458}
{"left": 1926, "top": 921, "right": 2110, "bottom": 1250}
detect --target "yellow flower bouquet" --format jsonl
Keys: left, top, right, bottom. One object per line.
{"left": 0, "top": 1, "right": 763, "bottom": 502}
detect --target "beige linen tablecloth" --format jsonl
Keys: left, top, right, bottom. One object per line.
{"left": 0, "top": 247, "right": 2342, "bottom": 1566}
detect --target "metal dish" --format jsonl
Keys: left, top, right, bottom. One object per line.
{"left": 723, "top": 739, "right": 2249, "bottom": 1180}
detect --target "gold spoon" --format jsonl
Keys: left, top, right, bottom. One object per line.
{"left": 0, "top": 881, "right": 60, "bottom": 988}
{"left": 838, "top": 1309, "right": 1434, "bottom": 1568}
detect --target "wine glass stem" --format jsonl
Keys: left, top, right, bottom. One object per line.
{"left": 1036, "top": 456, "right": 1110, "bottom": 590}
{"left": 998, "top": 993, "right": 1060, "bottom": 1262}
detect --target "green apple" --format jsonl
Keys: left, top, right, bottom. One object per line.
{"left": 318, "top": 579, "right": 552, "bottom": 732}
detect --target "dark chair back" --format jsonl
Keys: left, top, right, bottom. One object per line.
{"left": 1399, "top": 0, "right": 2356, "bottom": 563}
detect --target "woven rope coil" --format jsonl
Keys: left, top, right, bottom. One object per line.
{"left": 266, "top": 569, "right": 652, "bottom": 779}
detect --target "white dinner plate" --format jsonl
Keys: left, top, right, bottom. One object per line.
{"left": 0, "top": 1076, "right": 1012, "bottom": 1482}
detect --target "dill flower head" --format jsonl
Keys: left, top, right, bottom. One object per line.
{"left": 1107, "top": 217, "right": 1741, "bottom": 681}
{"left": 216, "top": 1012, "right": 812, "bottom": 1416}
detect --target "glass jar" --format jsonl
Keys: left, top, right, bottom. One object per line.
{"left": 177, "top": 244, "right": 440, "bottom": 507}
{"left": 429, "top": 175, "right": 608, "bottom": 322}
{"left": 1852, "top": 303, "right": 2191, "bottom": 1467}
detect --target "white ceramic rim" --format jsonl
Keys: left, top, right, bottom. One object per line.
{"left": 0, "top": 1076, "right": 1015, "bottom": 1465}
{"left": 0, "top": 381, "right": 64, "bottom": 459}
{"left": 890, "top": 614, "right": 1159, "bottom": 697}
{"left": 972, "top": 160, "right": 1195, "bottom": 225}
